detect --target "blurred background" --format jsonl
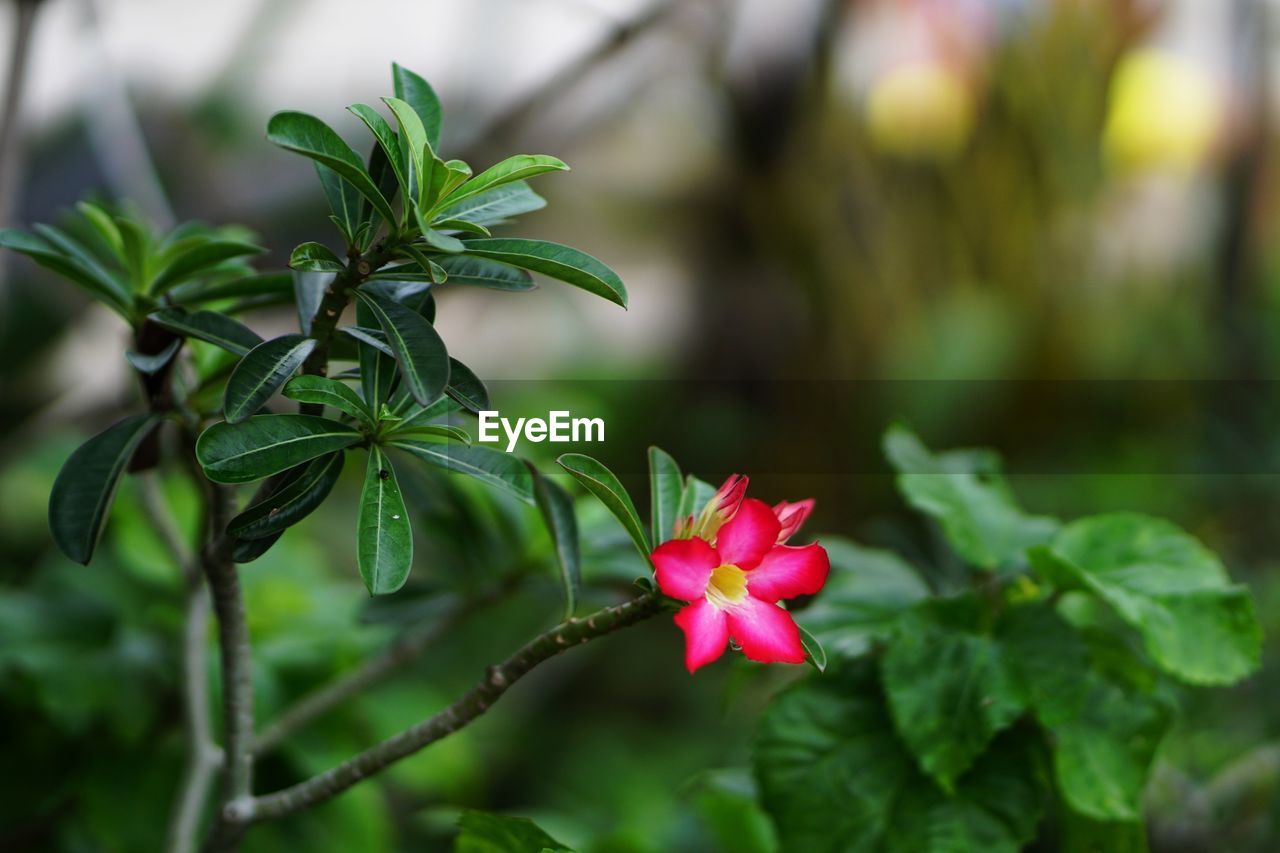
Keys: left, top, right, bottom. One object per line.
{"left": 2, "top": 0, "right": 1279, "bottom": 849}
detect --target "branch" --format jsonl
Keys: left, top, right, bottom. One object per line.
{"left": 242, "top": 593, "right": 664, "bottom": 823}
{"left": 0, "top": 0, "right": 40, "bottom": 233}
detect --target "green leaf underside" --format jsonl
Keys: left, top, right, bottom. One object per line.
{"left": 529, "top": 464, "right": 581, "bottom": 620}
{"left": 754, "top": 663, "right": 1046, "bottom": 853}
{"left": 125, "top": 339, "right": 182, "bottom": 375}
{"left": 289, "top": 241, "right": 346, "bottom": 272}
{"left": 317, "top": 162, "right": 364, "bottom": 245}
{"left": 436, "top": 181, "right": 546, "bottom": 226}
{"left": 433, "top": 255, "right": 534, "bottom": 291}
{"left": 149, "top": 307, "right": 264, "bottom": 356}
{"left": 454, "top": 810, "right": 572, "bottom": 853}
{"left": 392, "top": 62, "right": 443, "bottom": 151}
{"left": 223, "top": 334, "right": 317, "bottom": 423}
{"left": 150, "top": 239, "right": 263, "bottom": 293}
{"left": 437, "top": 154, "right": 568, "bottom": 210}
{"left": 1, "top": 227, "right": 131, "bottom": 314}
{"left": 196, "top": 414, "right": 361, "bottom": 484}
{"left": 348, "top": 103, "right": 410, "bottom": 205}
{"left": 884, "top": 424, "right": 1059, "bottom": 571}
{"left": 1032, "top": 513, "right": 1262, "bottom": 685}
{"left": 355, "top": 300, "right": 397, "bottom": 410}
{"left": 266, "top": 111, "right": 396, "bottom": 225}
{"left": 227, "top": 452, "right": 345, "bottom": 540}
{"left": 647, "top": 446, "right": 683, "bottom": 545}
{"left": 168, "top": 271, "right": 293, "bottom": 306}
{"left": 444, "top": 358, "right": 490, "bottom": 413}
{"left": 797, "top": 624, "right": 827, "bottom": 673}
{"left": 556, "top": 453, "right": 650, "bottom": 559}
{"left": 355, "top": 290, "right": 450, "bottom": 407}
{"left": 459, "top": 238, "right": 626, "bottom": 307}
{"left": 283, "top": 375, "right": 374, "bottom": 426}
{"left": 232, "top": 530, "right": 283, "bottom": 564}
{"left": 49, "top": 414, "right": 162, "bottom": 564}
{"left": 358, "top": 448, "right": 413, "bottom": 595}
{"left": 391, "top": 440, "right": 533, "bottom": 503}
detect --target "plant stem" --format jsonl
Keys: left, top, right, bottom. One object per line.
{"left": 242, "top": 593, "right": 664, "bottom": 823}
{"left": 0, "top": 0, "right": 38, "bottom": 232}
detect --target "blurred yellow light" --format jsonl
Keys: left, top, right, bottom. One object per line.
{"left": 1103, "top": 49, "right": 1222, "bottom": 175}
{"left": 865, "top": 62, "right": 975, "bottom": 161}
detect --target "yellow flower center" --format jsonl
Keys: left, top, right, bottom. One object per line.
{"left": 705, "top": 564, "right": 748, "bottom": 610}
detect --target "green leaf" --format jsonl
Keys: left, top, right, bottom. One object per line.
{"left": 124, "top": 339, "right": 182, "bottom": 375}
{"left": 528, "top": 464, "right": 580, "bottom": 620}
{"left": 437, "top": 181, "right": 547, "bottom": 226}
{"left": 459, "top": 238, "right": 626, "bottom": 307}
{"left": 444, "top": 358, "right": 490, "bottom": 414}
{"left": 386, "top": 424, "right": 471, "bottom": 444}
{"left": 149, "top": 239, "right": 263, "bottom": 294}
{"left": 436, "top": 154, "right": 568, "bottom": 210}
{"left": 226, "top": 452, "right": 345, "bottom": 540}
{"left": 391, "top": 62, "right": 443, "bottom": 151}
{"left": 797, "top": 624, "right": 827, "bottom": 673}
{"left": 196, "top": 414, "right": 362, "bottom": 484}
{"left": 454, "top": 810, "right": 572, "bottom": 853}
{"left": 881, "top": 603, "right": 1026, "bottom": 790}
{"left": 383, "top": 96, "right": 431, "bottom": 205}
{"left": 434, "top": 255, "right": 534, "bottom": 291}
{"left": 316, "top": 163, "right": 365, "bottom": 245}
{"left": 420, "top": 227, "right": 466, "bottom": 254}
{"left": 231, "top": 530, "right": 283, "bottom": 564}
{"left": 289, "top": 241, "right": 346, "bottom": 272}
{"left": 148, "top": 307, "right": 264, "bottom": 356}
{"left": 884, "top": 424, "right": 1058, "bottom": 571}
{"left": 754, "top": 663, "right": 1046, "bottom": 853}
{"left": 355, "top": 301, "right": 398, "bottom": 410}
{"left": 433, "top": 218, "right": 491, "bottom": 237}
{"left": 556, "top": 453, "right": 649, "bottom": 560}
{"left": 32, "top": 223, "right": 131, "bottom": 301}
{"left": 348, "top": 103, "right": 410, "bottom": 204}
{"left": 223, "top": 334, "right": 317, "bottom": 423}
{"left": 676, "top": 475, "right": 716, "bottom": 529}
{"left": 283, "top": 375, "right": 374, "bottom": 427}
{"left": 390, "top": 441, "right": 532, "bottom": 503}
{"left": 48, "top": 414, "right": 162, "bottom": 564}
{"left": 355, "top": 290, "right": 451, "bottom": 407}
{"left": 168, "top": 271, "right": 293, "bottom": 306}
{"left": 75, "top": 200, "right": 124, "bottom": 256}
{"left": 794, "top": 538, "right": 930, "bottom": 659}
{"left": 294, "top": 270, "right": 334, "bottom": 336}
{"left": 0, "top": 227, "right": 132, "bottom": 315}
{"left": 1031, "top": 513, "right": 1262, "bottom": 685}
{"left": 358, "top": 448, "right": 413, "bottom": 595}
{"left": 647, "top": 446, "right": 683, "bottom": 545}
{"left": 266, "top": 111, "right": 397, "bottom": 225}
{"left": 998, "top": 603, "right": 1093, "bottom": 727}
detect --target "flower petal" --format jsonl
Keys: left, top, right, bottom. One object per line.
{"left": 673, "top": 598, "right": 729, "bottom": 673}
{"left": 715, "top": 498, "right": 780, "bottom": 569}
{"left": 772, "top": 498, "right": 815, "bottom": 543}
{"left": 747, "top": 542, "right": 830, "bottom": 602}
{"left": 726, "top": 596, "right": 805, "bottom": 665}
{"left": 652, "top": 537, "right": 719, "bottom": 601}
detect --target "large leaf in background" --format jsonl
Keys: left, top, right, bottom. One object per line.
{"left": 1030, "top": 513, "right": 1261, "bottom": 685}
{"left": 32, "top": 223, "right": 130, "bottom": 301}
{"left": 528, "top": 464, "right": 580, "bottom": 619}
{"left": 49, "top": 414, "right": 161, "bottom": 564}
{"left": 167, "top": 271, "right": 293, "bottom": 306}
{"left": 881, "top": 601, "right": 1025, "bottom": 790}
{"left": 884, "top": 424, "right": 1058, "bottom": 571}
{"left": 0, "top": 228, "right": 131, "bottom": 315}
{"left": 148, "top": 307, "right": 263, "bottom": 356}
{"left": 149, "top": 239, "right": 263, "bottom": 294}
{"left": 436, "top": 181, "right": 547, "bottom": 226}
{"left": 436, "top": 154, "right": 568, "bottom": 210}
{"left": 355, "top": 290, "right": 450, "bottom": 407}
{"left": 391, "top": 62, "right": 443, "bottom": 150}
{"left": 557, "top": 453, "right": 650, "bottom": 560}
{"left": 432, "top": 255, "right": 534, "bottom": 291}
{"left": 196, "top": 414, "right": 361, "bottom": 484}
{"left": 648, "top": 446, "right": 682, "bottom": 545}
{"left": 358, "top": 448, "right": 413, "bottom": 595}
{"left": 223, "top": 334, "right": 317, "bottom": 423}
{"left": 266, "top": 111, "right": 397, "bottom": 225}
{"left": 999, "top": 603, "right": 1094, "bottom": 727}
{"left": 283, "top": 375, "right": 374, "bottom": 427}
{"left": 795, "top": 538, "right": 929, "bottom": 659}
{"left": 754, "top": 663, "right": 1047, "bottom": 853}
{"left": 454, "top": 810, "right": 572, "bottom": 853}
{"left": 459, "top": 239, "right": 627, "bottom": 307}
{"left": 391, "top": 440, "right": 533, "bottom": 503}
{"left": 226, "top": 452, "right": 345, "bottom": 540}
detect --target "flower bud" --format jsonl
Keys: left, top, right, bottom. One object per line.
{"left": 772, "top": 499, "right": 815, "bottom": 544}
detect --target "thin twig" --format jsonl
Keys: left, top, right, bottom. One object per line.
{"left": 243, "top": 593, "right": 664, "bottom": 823}
{"left": 0, "top": 0, "right": 39, "bottom": 231}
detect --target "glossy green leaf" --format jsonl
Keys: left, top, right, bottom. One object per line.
{"left": 48, "top": 414, "right": 162, "bottom": 564}
{"left": 1030, "top": 513, "right": 1261, "bottom": 685}
{"left": 196, "top": 414, "right": 362, "bottom": 484}
{"left": 149, "top": 239, "right": 263, "bottom": 294}
{"left": 231, "top": 530, "right": 283, "bottom": 564}
{"left": 556, "top": 453, "right": 649, "bottom": 559}
{"left": 797, "top": 624, "right": 827, "bottom": 673}
{"left": 419, "top": 227, "right": 465, "bottom": 254}
{"left": 288, "top": 241, "right": 345, "bottom": 272}
{"left": 391, "top": 62, "right": 443, "bottom": 150}
{"left": 528, "top": 464, "right": 580, "bottom": 620}
{"left": 316, "top": 162, "right": 364, "bottom": 245}
{"left": 444, "top": 358, "right": 490, "bottom": 414}
{"left": 383, "top": 96, "right": 431, "bottom": 205}
{"left": 0, "top": 228, "right": 132, "bottom": 315}
{"left": 459, "top": 238, "right": 626, "bottom": 307}
{"left": 433, "top": 255, "right": 534, "bottom": 291}
{"left": 647, "top": 446, "right": 683, "bottom": 545}
{"left": 358, "top": 448, "right": 413, "bottom": 595}
{"left": 348, "top": 103, "right": 410, "bottom": 204}
{"left": 355, "top": 301, "right": 398, "bottom": 410}
{"left": 436, "top": 181, "right": 546, "bottom": 226}
{"left": 167, "top": 271, "right": 293, "bottom": 306}
{"left": 266, "top": 111, "right": 396, "bottom": 225}
{"left": 385, "top": 424, "right": 470, "bottom": 444}
{"left": 884, "top": 424, "right": 1059, "bottom": 571}
{"left": 354, "top": 290, "right": 450, "bottom": 407}
{"left": 436, "top": 154, "right": 568, "bottom": 210}
{"left": 293, "top": 270, "right": 333, "bottom": 336}
{"left": 283, "top": 375, "right": 374, "bottom": 426}
{"left": 124, "top": 339, "right": 182, "bottom": 375}
{"left": 223, "top": 334, "right": 317, "bottom": 423}
{"left": 148, "top": 307, "right": 264, "bottom": 356}
{"left": 433, "top": 218, "right": 490, "bottom": 237}
{"left": 226, "top": 452, "right": 345, "bottom": 540}
{"left": 390, "top": 440, "right": 532, "bottom": 503}
{"left": 454, "top": 810, "right": 572, "bottom": 853}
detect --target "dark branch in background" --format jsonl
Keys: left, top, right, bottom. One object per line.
{"left": 243, "top": 593, "right": 664, "bottom": 823}
{"left": 0, "top": 0, "right": 41, "bottom": 232}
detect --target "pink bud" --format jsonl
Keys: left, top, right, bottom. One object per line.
{"left": 772, "top": 499, "right": 815, "bottom": 544}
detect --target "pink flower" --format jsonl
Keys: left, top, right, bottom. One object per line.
{"left": 772, "top": 498, "right": 815, "bottom": 544}
{"left": 652, "top": 497, "right": 830, "bottom": 673}
{"left": 675, "top": 473, "right": 748, "bottom": 541}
